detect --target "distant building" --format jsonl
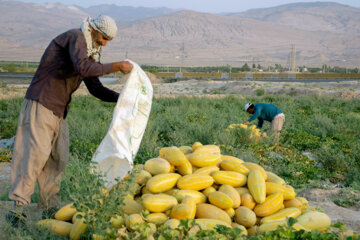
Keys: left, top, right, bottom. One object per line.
{"left": 300, "top": 67, "right": 308, "bottom": 72}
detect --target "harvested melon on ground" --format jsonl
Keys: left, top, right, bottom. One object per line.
{"left": 37, "top": 141, "right": 335, "bottom": 238}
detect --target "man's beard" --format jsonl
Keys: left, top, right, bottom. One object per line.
{"left": 92, "top": 40, "right": 101, "bottom": 49}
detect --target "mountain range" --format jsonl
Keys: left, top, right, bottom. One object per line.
{"left": 0, "top": 0, "right": 359, "bottom": 67}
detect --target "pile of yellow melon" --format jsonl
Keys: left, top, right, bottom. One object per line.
{"left": 37, "top": 142, "right": 332, "bottom": 239}
{"left": 225, "top": 124, "right": 262, "bottom": 140}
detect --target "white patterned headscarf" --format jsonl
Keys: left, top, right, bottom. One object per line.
{"left": 80, "top": 15, "right": 117, "bottom": 61}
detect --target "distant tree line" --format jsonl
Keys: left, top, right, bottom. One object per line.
{"left": 142, "top": 63, "right": 257, "bottom": 73}
{"left": 142, "top": 64, "right": 359, "bottom": 74}
{"left": 0, "top": 61, "right": 38, "bottom": 73}
{"left": 0, "top": 61, "right": 358, "bottom": 74}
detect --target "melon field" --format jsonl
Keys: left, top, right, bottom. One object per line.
{"left": 1, "top": 86, "right": 360, "bottom": 239}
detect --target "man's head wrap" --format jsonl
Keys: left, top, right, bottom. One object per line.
{"left": 89, "top": 15, "right": 117, "bottom": 40}
{"left": 80, "top": 15, "right": 117, "bottom": 61}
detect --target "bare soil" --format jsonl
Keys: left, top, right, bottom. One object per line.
{"left": 1, "top": 79, "right": 360, "bottom": 100}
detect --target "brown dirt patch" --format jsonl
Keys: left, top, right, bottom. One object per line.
{"left": 1, "top": 79, "right": 360, "bottom": 100}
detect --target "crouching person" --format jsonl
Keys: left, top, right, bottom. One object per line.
{"left": 243, "top": 102, "right": 285, "bottom": 141}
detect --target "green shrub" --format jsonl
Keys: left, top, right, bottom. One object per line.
{"left": 314, "top": 145, "right": 347, "bottom": 173}
{"left": 307, "top": 114, "right": 336, "bottom": 138}
{"left": 255, "top": 88, "right": 265, "bottom": 96}
{"left": 282, "top": 129, "right": 321, "bottom": 151}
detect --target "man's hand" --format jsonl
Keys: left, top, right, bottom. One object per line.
{"left": 243, "top": 121, "right": 249, "bottom": 126}
{"left": 119, "top": 61, "right": 133, "bottom": 74}
{"left": 112, "top": 61, "right": 133, "bottom": 74}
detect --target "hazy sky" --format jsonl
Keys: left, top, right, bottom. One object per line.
{"left": 10, "top": 0, "right": 360, "bottom": 13}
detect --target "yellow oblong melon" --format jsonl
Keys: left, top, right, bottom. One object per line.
{"left": 183, "top": 196, "right": 197, "bottom": 219}
{"left": 70, "top": 217, "right": 87, "bottom": 240}
{"left": 296, "top": 211, "right": 331, "bottom": 231}
{"left": 192, "top": 142, "right": 203, "bottom": 152}
{"left": 254, "top": 193, "right": 284, "bottom": 217}
{"left": 243, "top": 162, "right": 267, "bottom": 180}
{"left": 179, "top": 146, "right": 192, "bottom": 154}
{"left": 258, "top": 220, "right": 287, "bottom": 234}
{"left": 220, "top": 159, "right": 249, "bottom": 176}
{"left": 159, "top": 147, "right": 188, "bottom": 166}
{"left": 266, "top": 171, "right": 285, "bottom": 185}
{"left": 51, "top": 221, "right": 73, "bottom": 237}
{"left": 177, "top": 159, "right": 193, "bottom": 176}
{"left": 211, "top": 171, "right": 247, "bottom": 187}
{"left": 194, "top": 145, "right": 220, "bottom": 153}
{"left": 145, "top": 213, "right": 168, "bottom": 225}
{"left": 195, "top": 218, "right": 232, "bottom": 230}
{"left": 202, "top": 186, "right": 216, "bottom": 197}
{"left": 142, "top": 194, "right": 178, "bottom": 213}
{"left": 234, "top": 206, "right": 257, "bottom": 228}
{"left": 296, "top": 197, "right": 309, "bottom": 210}
{"left": 122, "top": 196, "right": 144, "bottom": 215}
{"left": 135, "top": 170, "right": 152, "bottom": 185}
{"left": 188, "top": 151, "right": 221, "bottom": 167}
{"left": 37, "top": 219, "right": 73, "bottom": 237}
{"left": 241, "top": 192, "right": 256, "bottom": 210}
{"left": 55, "top": 203, "right": 77, "bottom": 221}
{"left": 284, "top": 197, "right": 308, "bottom": 210}
{"left": 265, "top": 182, "right": 296, "bottom": 200}
{"left": 110, "top": 215, "right": 125, "bottom": 229}
{"left": 231, "top": 223, "right": 248, "bottom": 236}
{"left": 225, "top": 208, "right": 235, "bottom": 218}
{"left": 235, "top": 187, "right": 250, "bottom": 195}
{"left": 260, "top": 207, "right": 301, "bottom": 224}
{"left": 247, "top": 169, "right": 266, "bottom": 204}
{"left": 146, "top": 173, "right": 181, "bottom": 193}
{"left": 193, "top": 166, "right": 220, "bottom": 175}
{"left": 221, "top": 155, "right": 244, "bottom": 163}
{"left": 163, "top": 188, "right": 179, "bottom": 196}
{"left": 72, "top": 212, "right": 84, "bottom": 224}
{"left": 144, "top": 158, "right": 171, "bottom": 175}
{"left": 170, "top": 196, "right": 196, "bottom": 220}
{"left": 208, "top": 191, "right": 234, "bottom": 209}
{"left": 126, "top": 214, "right": 145, "bottom": 231}
{"left": 196, "top": 203, "right": 232, "bottom": 225}
{"left": 175, "top": 189, "right": 207, "bottom": 204}
{"left": 164, "top": 219, "right": 180, "bottom": 229}
{"left": 248, "top": 226, "right": 259, "bottom": 236}
{"left": 177, "top": 174, "right": 214, "bottom": 191}
{"left": 219, "top": 184, "right": 241, "bottom": 208}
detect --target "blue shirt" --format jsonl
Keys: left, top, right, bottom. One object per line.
{"left": 248, "top": 103, "right": 283, "bottom": 129}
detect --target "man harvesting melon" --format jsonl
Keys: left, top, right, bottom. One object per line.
{"left": 6, "top": 15, "right": 133, "bottom": 228}
{"left": 244, "top": 103, "right": 285, "bottom": 141}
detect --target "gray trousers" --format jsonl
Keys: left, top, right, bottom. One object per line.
{"left": 9, "top": 99, "right": 69, "bottom": 208}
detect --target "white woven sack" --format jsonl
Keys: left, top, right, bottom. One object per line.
{"left": 91, "top": 60, "right": 153, "bottom": 189}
